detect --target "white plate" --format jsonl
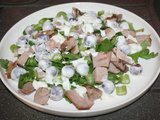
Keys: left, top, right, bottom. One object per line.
{"left": 0, "top": 2, "right": 160, "bottom": 117}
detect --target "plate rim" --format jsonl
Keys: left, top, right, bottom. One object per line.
{"left": 0, "top": 2, "right": 160, "bottom": 117}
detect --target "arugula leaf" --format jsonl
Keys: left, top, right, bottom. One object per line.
{"left": 70, "top": 72, "right": 87, "bottom": 86}
{"left": 108, "top": 72, "right": 121, "bottom": 84}
{"left": 23, "top": 30, "right": 27, "bottom": 35}
{"left": 139, "top": 49, "right": 158, "bottom": 59}
{"left": 10, "top": 44, "right": 20, "bottom": 53}
{"left": 140, "top": 40, "right": 148, "bottom": 50}
{"left": 93, "top": 29, "right": 101, "bottom": 34}
{"left": 25, "top": 57, "right": 38, "bottom": 70}
{"left": 29, "top": 41, "right": 35, "bottom": 46}
{"left": 111, "top": 32, "right": 123, "bottom": 45}
{"left": 128, "top": 22, "right": 144, "bottom": 32}
{"left": 100, "top": 21, "right": 109, "bottom": 30}
{"left": 96, "top": 38, "right": 113, "bottom": 52}
{"left": 129, "top": 52, "right": 140, "bottom": 63}
{"left": 129, "top": 49, "right": 158, "bottom": 63}
{"left": 0, "top": 59, "right": 9, "bottom": 71}
{"left": 62, "top": 52, "right": 82, "bottom": 61}
{"left": 18, "top": 70, "right": 38, "bottom": 89}
{"left": 64, "top": 96, "right": 72, "bottom": 104}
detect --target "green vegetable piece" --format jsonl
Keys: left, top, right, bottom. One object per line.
{"left": 64, "top": 96, "right": 72, "bottom": 104}
{"left": 0, "top": 59, "right": 9, "bottom": 71}
{"left": 25, "top": 57, "right": 38, "bottom": 67}
{"left": 52, "top": 53, "right": 62, "bottom": 62}
{"left": 141, "top": 40, "right": 148, "bottom": 50}
{"left": 89, "top": 62, "right": 94, "bottom": 74}
{"left": 100, "top": 21, "right": 109, "bottom": 30}
{"left": 128, "top": 22, "right": 144, "bottom": 32}
{"left": 85, "top": 74, "right": 95, "bottom": 86}
{"left": 53, "top": 75, "right": 63, "bottom": 84}
{"left": 18, "top": 70, "right": 37, "bottom": 89}
{"left": 96, "top": 38, "right": 113, "bottom": 52}
{"left": 62, "top": 52, "right": 81, "bottom": 61}
{"left": 29, "top": 41, "right": 35, "bottom": 46}
{"left": 71, "top": 85, "right": 77, "bottom": 90}
{"left": 79, "top": 44, "right": 87, "bottom": 51}
{"left": 108, "top": 72, "right": 121, "bottom": 84}
{"left": 10, "top": 44, "right": 20, "bottom": 53}
{"left": 140, "top": 49, "right": 158, "bottom": 60}
{"left": 39, "top": 18, "right": 53, "bottom": 24}
{"left": 93, "top": 29, "right": 101, "bottom": 34}
{"left": 111, "top": 32, "right": 123, "bottom": 45}
{"left": 84, "top": 56, "right": 92, "bottom": 64}
{"left": 98, "top": 10, "right": 104, "bottom": 16}
{"left": 116, "top": 86, "right": 127, "bottom": 96}
{"left": 120, "top": 74, "right": 130, "bottom": 84}
{"left": 129, "top": 52, "right": 140, "bottom": 63}
{"left": 23, "top": 30, "right": 27, "bottom": 35}
{"left": 56, "top": 11, "right": 68, "bottom": 21}
{"left": 34, "top": 24, "right": 42, "bottom": 32}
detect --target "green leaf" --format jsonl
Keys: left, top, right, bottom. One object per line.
{"left": 139, "top": 49, "right": 158, "bottom": 59}
{"left": 0, "top": 59, "right": 9, "bottom": 71}
{"left": 111, "top": 32, "right": 123, "bottom": 45}
{"left": 34, "top": 24, "right": 42, "bottom": 32}
{"left": 10, "top": 44, "right": 20, "bottom": 53}
{"left": 129, "top": 52, "right": 140, "bottom": 63}
{"left": 18, "top": 70, "right": 37, "bottom": 89}
{"left": 93, "top": 29, "right": 101, "bottom": 34}
{"left": 141, "top": 40, "right": 148, "bottom": 50}
{"left": 25, "top": 57, "right": 38, "bottom": 70}
{"left": 128, "top": 22, "right": 144, "bottom": 32}
{"left": 62, "top": 52, "right": 82, "bottom": 61}
{"left": 98, "top": 10, "right": 104, "bottom": 16}
{"left": 96, "top": 38, "right": 113, "bottom": 52}
{"left": 56, "top": 11, "right": 68, "bottom": 21}
{"left": 38, "top": 18, "right": 53, "bottom": 24}
{"left": 29, "top": 41, "right": 35, "bottom": 46}
{"left": 108, "top": 72, "right": 122, "bottom": 84}
{"left": 100, "top": 21, "right": 109, "bottom": 30}
{"left": 23, "top": 30, "right": 27, "bottom": 35}
{"left": 64, "top": 96, "right": 72, "bottom": 104}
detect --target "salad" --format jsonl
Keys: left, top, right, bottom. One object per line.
{"left": 0, "top": 7, "right": 158, "bottom": 110}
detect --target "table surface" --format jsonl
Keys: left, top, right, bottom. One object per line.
{"left": 0, "top": 0, "right": 160, "bottom": 119}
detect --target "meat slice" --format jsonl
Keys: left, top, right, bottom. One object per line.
{"left": 34, "top": 30, "right": 55, "bottom": 38}
{"left": 105, "top": 28, "right": 116, "bottom": 40}
{"left": 122, "top": 29, "right": 136, "bottom": 37}
{"left": 105, "top": 14, "right": 122, "bottom": 22}
{"left": 14, "top": 49, "right": 19, "bottom": 57}
{"left": 113, "top": 47, "right": 134, "bottom": 64}
{"left": 93, "top": 67, "right": 108, "bottom": 83}
{"left": 76, "top": 24, "right": 83, "bottom": 34}
{"left": 127, "top": 39, "right": 136, "bottom": 44}
{"left": 60, "top": 36, "right": 76, "bottom": 51}
{"left": 18, "top": 82, "right": 35, "bottom": 95}
{"left": 72, "top": 7, "right": 84, "bottom": 18}
{"left": 108, "top": 62, "right": 120, "bottom": 74}
{"left": 111, "top": 52, "right": 129, "bottom": 72}
{"left": 136, "top": 34, "right": 152, "bottom": 47}
{"left": 17, "top": 51, "right": 31, "bottom": 67}
{"left": 65, "top": 90, "right": 94, "bottom": 110}
{"left": 71, "top": 41, "right": 79, "bottom": 54}
{"left": 46, "top": 39, "right": 61, "bottom": 52}
{"left": 5, "top": 61, "right": 17, "bottom": 79}
{"left": 92, "top": 51, "right": 111, "bottom": 68}
{"left": 34, "top": 87, "right": 50, "bottom": 105}
{"left": 83, "top": 84, "right": 102, "bottom": 101}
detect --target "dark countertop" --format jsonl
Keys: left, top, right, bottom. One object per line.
{"left": 0, "top": 0, "right": 160, "bottom": 119}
